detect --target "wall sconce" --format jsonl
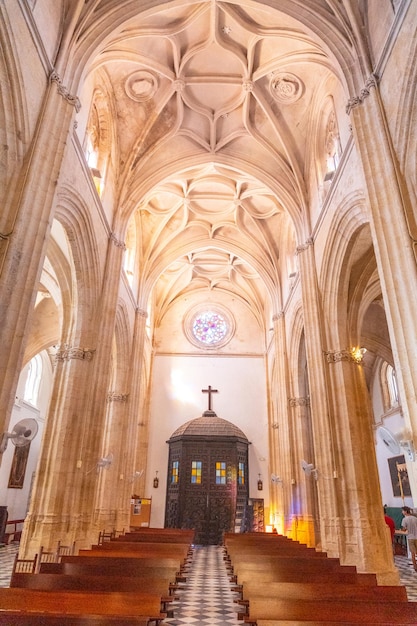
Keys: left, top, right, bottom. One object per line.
{"left": 153, "top": 471, "right": 159, "bottom": 488}
{"left": 257, "top": 474, "right": 263, "bottom": 491}
{"left": 351, "top": 346, "right": 367, "bottom": 363}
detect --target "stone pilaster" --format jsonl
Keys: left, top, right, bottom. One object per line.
{"left": 0, "top": 73, "right": 80, "bottom": 442}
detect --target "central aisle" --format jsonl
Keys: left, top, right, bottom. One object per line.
{"left": 164, "top": 544, "right": 242, "bottom": 625}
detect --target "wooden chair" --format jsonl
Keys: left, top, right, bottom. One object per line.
{"left": 98, "top": 529, "right": 115, "bottom": 545}
{"left": 57, "top": 540, "right": 76, "bottom": 557}
{"left": 36, "top": 546, "right": 58, "bottom": 573}
{"left": 11, "top": 553, "right": 38, "bottom": 574}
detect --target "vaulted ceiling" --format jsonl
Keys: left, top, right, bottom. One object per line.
{"left": 74, "top": 1, "right": 351, "bottom": 331}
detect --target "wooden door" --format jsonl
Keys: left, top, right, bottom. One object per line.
{"left": 165, "top": 439, "right": 248, "bottom": 544}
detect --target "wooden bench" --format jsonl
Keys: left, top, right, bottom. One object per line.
{"left": 58, "top": 555, "right": 184, "bottom": 581}
{"left": 0, "top": 588, "right": 167, "bottom": 625}
{"left": 11, "top": 572, "right": 171, "bottom": 595}
{"left": 231, "top": 555, "right": 356, "bottom": 577}
{"left": 234, "top": 569, "right": 377, "bottom": 585}
{"left": 243, "top": 598, "right": 417, "bottom": 625}
{"left": 84, "top": 540, "right": 191, "bottom": 558}
{"left": 254, "top": 620, "right": 417, "bottom": 626}
{"left": 39, "top": 561, "right": 180, "bottom": 582}
{"left": 3, "top": 519, "right": 25, "bottom": 544}
{"left": 0, "top": 614, "right": 150, "bottom": 625}
{"left": 237, "top": 580, "right": 408, "bottom": 605}
{"left": 115, "top": 532, "right": 194, "bottom": 544}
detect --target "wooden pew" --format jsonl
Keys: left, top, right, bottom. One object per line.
{"left": 231, "top": 555, "right": 357, "bottom": 577}
{"left": 243, "top": 598, "right": 417, "bottom": 625}
{"left": 57, "top": 555, "right": 185, "bottom": 582}
{"left": 0, "top": 614, "right": 150, "bottom": 625}
{"left": 237, "top": 579, "right": 408, "bottom": 604}
{"left": 39, "top": 560, "right": 179, "bottom": 581}
{"left": 234, "top": 569, "right": 377, "bottom": 585}
{"left": 11, "top": 572, "right": 171, "bottom": 595}
{"left": 254, "top": 621, "right": 417, "bottom": 626}
{"left": 0, "top": 588, "right": 167, "bottom": 625}
{"left": 114, "top": 532, "right": 194, "bottom": 544}
{"left": 83, "top": 540, "right": 191, "bottom": 558}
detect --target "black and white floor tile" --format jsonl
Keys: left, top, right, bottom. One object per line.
{"left": 0, "top": 541, "right": 416, "bottom": 625}
{"left": 163, "top": 545, "right": 243, "bottom": 625}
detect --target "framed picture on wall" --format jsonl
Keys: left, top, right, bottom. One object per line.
{"left": 388, "top": 454, "right": 411, "bottom": 498}
{"left": 8, "top": 443, "right": 31, "bottom": 489}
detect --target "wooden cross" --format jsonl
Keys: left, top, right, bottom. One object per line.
{"left": 202, "top": 385, "right": 218, "bottom": 411}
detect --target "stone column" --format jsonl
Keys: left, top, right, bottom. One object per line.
{"left": 347, "top": 75, "right": 417, "bottom": 460}
{"left": 296, "top": 238, "right": 339, "bottom": 555}
{"left": 270, "top": 312, "right": 297, "bottom": 538}
{"left": 324, "top": 348, "right": 399, "bottom": 585}
{"left": 21, "top": 231, "right": 126, "bottom": 554}
{"left": 0, "top": 73, "right": 80, "bottom": 441}
{"left": 94, "top": 391, "right": 131, "bottom": 535}
{"left": 128, "top": 308, "right": 151, "bottom": 498}
{"left": 289, "top": 395, "right": 318, "bottom": 547}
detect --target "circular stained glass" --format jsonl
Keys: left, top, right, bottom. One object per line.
{"left": 184, "top": 305, "right": 234, "bottom": 349}
{"left": 192, "top": 311, "right": 228, "bottom": 345}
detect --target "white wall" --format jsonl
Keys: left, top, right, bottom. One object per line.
{"left": 0, "top": 353, "right": 52, "bottom": 523}
{"left": 147, "top": 354, "right": 269, "bottom": 527}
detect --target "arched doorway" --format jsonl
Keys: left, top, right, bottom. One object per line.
{"left": 165, "top": 409, "right": 250, "bottom": 545}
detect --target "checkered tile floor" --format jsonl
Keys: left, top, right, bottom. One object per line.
{"left": 1, "top": 541, "right": 416, "bottom": 624}
{"left": 163, "top": 545, "right": 243, "bottom": 625}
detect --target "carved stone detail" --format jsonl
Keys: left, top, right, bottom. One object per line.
{"left": 55, "top": 346, "right": 95, "bottom": 362}
{"left": 243, "top": 80, "right": 254, "bottom": 92}
{"left": 296, "top": 237, "right": 313, "bottom": 254}
{"left": 125, "top": 70, "right": 158, "bottom": 102}
{"left": 325, "top": 350, "right": 359, "bottom": 364}
{"left": 173, "top": 79, "right": 185, "bottom": 92}
{"left": 346, "top": 73, "right": 378, "bottom": 114}
{"left": 136, "top": 308, "right": 148, "bottom": 318}
{"left": 50, "top": 71, "right": 81, "bottom": 112}
{"left": 110, "top": 233, "right": 126, "bottom": 249}
{"left": 107, "top": 391, "right": 129, "bottom": 402}
{"left": 289, "top": 396, "right": 310, "bottom": 407}
{"left": 270, "top": 72, "right": 304, "bottom": 104}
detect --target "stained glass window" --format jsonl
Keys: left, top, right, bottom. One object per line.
{"left": 171, "top": 460, "right": 179, "bottom": 484}
{"left": 238, "top": 462, "right": 245, "bottom": 485}
{"left": 192, "top": 311, "right": 228, "bottom": 346}
{"left": 216, "top": 461, "right": 226, "bottom": 484}
{"left": 191, "top": 461, "right": 202, "bottom": 484}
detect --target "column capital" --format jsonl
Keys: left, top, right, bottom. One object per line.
{"left": 289, "top": 396, "right": 310, "bottom": 407}
{"left": 272, "top": 311, "right": 284, "bottom": 322}
{"left": 110, "top": 233, "right": 126, "bottom": 249}
{"left": 136, "top": 308, "right": 148, "bottom": 318}
{"left": 324, "top": 349, "right": 365, "bottom": 364}
{"left": 107, "top": 391, "right": 129, "bottom": 403}
{"left": 49, "top": 71, "right": 81, "bottom": 112}
{"left": 296, "top": 237, "right": 313, "bottom": 254}
{"left": 55, "top": 345, "right": 95, "bottom": 362}
{"left": 346, "top": 73, "right": 379, "bottom": 115}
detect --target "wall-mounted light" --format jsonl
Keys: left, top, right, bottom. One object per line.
{"left": 351, "top": 346, "right": 366, "bottom": 363}
{"left": 257, "top": 474, "right": 263, "bottom": 491}
{"left": 153, "top": 471, "right": 159, "bottom": 488}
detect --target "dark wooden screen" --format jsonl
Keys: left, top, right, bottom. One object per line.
{"left": 165, "top": 438, "right": 249, "bottom": 544}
